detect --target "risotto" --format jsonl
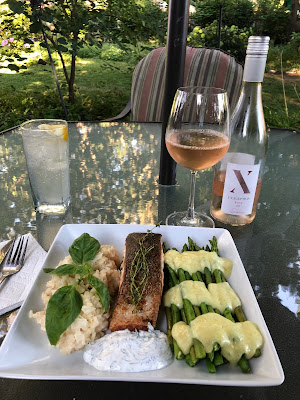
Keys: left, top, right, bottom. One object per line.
{"left": 29, "top": 245, "right": 121, "bottom": 354}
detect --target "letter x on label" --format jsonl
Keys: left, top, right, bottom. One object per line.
{"left": 232, "top": 169, "right": 251, "bottom": 194}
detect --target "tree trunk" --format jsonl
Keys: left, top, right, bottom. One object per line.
{"left": 45, "top": 33, "right": 70, "bottom": 84}
{"left": 68, "top": 52, "right": 76, "bottom": 104}
{"left": 290, "top": 0, "right": 300, "bottom": 33}
{"left": 58, "top": 50, "right": 70, "bottom": 85}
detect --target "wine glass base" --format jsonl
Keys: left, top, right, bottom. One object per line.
{"left": 166, "top": 211, "right": 215, "bottom": 228}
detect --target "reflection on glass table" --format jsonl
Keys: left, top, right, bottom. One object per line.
{"left": 0, "top": 121, "right": 299, "bottom": 400}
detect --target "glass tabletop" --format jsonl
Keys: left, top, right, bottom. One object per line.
{"left": 0, "top": 121, "right": 299, "bottom": 399}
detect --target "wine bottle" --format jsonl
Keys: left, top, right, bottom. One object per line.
{"left": 210, "top": 36, "right": 270, "bottom": 226}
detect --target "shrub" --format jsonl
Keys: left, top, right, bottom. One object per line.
{"left": 77, "top": 45, "right": 102, "bottom": 59}
{"left": 253, "top": 0, "right": 290, "bottom": 44}
{"left": 77, "top": 43, "right": 128, "bottom": 61}
{"left": 222, "top": 0, "right": 255, "bottom": 29}
{"left": 191, "top": 0, "right": 255, "bottom": 30}
{"left": 188, "top": 21, "right": 252, "bottom": 63}
{"left": 0, "top": 84, "right": 130, "bottom": 131}
{"left": 290, "top": 32, "right": 300, "bottom": 51}
{"left": 191, "top": 0, "right": 291, "bottom": 44}
{"left": 102, "top": 0, "right": 167, "bottom": 46}
{"left": 190, "top": 0, "right": 219, "bottom": 27}
{"left": 99, "top": 43, "right": 127, "bottom": 61}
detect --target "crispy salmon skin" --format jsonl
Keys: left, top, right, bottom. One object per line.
{"left": 109, "top": 232, "right": 164, "bottom": 332}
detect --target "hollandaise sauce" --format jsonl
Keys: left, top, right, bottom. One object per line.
{"left": 164, "top": 249, "right": 233, "bottom": 279}
{"left": 172, "top": 314, "right": 264, "bottom": 365}
{"left": 163, "top": 281, "right": 241, "bottom": 313}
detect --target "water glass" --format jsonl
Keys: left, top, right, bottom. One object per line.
{"left": 21, "top": 119, "right": 70, "bottom": 214}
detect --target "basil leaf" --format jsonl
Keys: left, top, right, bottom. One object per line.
{"left": 46, "top": 286, "right": 83, "bottom": 346}
{"left": 88, "top": 274, "right": 110, "bottom": 314}
{"left": 43, "top": 263, "right": 92, "bottom": 276}
{"left": 43, "top": 268, "right": 55, "bottom": 273}
{"left": 69, "top": 233, "right": 100, "bottom": 264}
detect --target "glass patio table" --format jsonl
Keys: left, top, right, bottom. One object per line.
{"left": 0, "top": 121, "right": 299, "bottom": 399}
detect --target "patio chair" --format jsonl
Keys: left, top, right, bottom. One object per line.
{"left": 103, "top": 46, "right": 243, "bottom": 122}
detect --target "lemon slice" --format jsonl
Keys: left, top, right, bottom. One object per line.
{"left": 38, "top": 124, "right": 68, "bottom": 141}
{"left": 61, "top": 126, "right": 68, "bottom": 141}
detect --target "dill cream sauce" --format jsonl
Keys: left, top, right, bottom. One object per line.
{"left": 163, "top": 281, "right": 241, "bottom": 313}
{"left": 172, "top": 314, "right": 264, "bottom": 365}
{"left": 164, "top": 250, "right": 233, "bottom": 279}
{"left": 83, "top": 326, "right": 173, "bottom": 372}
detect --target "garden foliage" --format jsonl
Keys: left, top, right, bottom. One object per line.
{"left": 253, "top": 0, "right": 291, "bottom": 44}
{"left": 1, "top": 0, "right": 166, "bottom": 103}
{"left": 0, "top": 0, "right": 298, "bottom": 130}
{"left": 190, "top": 0, "right": 255, "bottom": 30}
{"left": 188, "top": 21, "right": 252, "bottom": 63}
{"left": 189, "top": 0, "right": 292, "bottom": 61}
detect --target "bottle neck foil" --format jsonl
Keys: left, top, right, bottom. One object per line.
{"left": 243, "top": 54, "right": 267, "bottom": 83}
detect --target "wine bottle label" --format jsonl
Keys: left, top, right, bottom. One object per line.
{"left": 221, "top": 163, "right": 260, "bottom": 215}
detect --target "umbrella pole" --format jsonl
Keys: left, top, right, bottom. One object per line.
{"left": 159, "top": 0, "right": 190, "bottom": 186}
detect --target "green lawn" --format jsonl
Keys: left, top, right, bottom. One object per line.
{"left": 0, "top": 59, "right": 133, "bottom": 131}
{"left": 0, "top": 57, "right": 299, "bottom": 131}
{"left": 263, "top": 74, "right": 299, "bottom": 130}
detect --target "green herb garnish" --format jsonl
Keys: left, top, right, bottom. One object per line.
{"left": 88, "top": 274, "right": 110, "bottom": 314}
{"left": 45, "top": 285, "right": 83, "bottom": 346}
{"left": 44, "top": 233, "right": 110, "bottom": 346}
{"left": 69, "top": 233, "right": 100, "bottom": 264}
{"left": 44, "top": 263, "right": 93, "bottom": 277}
{"left": 129, "top": 224, "right": 160, "bottom": 308}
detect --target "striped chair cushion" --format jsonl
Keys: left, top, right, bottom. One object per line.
{"left": 131, "top": 46, "right": 243, "bottom": 122}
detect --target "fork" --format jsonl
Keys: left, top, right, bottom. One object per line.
{"left": 0, "top": 236, "right": 29, "bottom": 285}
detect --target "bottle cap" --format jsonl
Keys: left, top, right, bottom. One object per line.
{"left": 243, "top": 36, "right": 270, "bottom": 82}
{"left": 246, "top": 36, "right": 270, "bottom": 57}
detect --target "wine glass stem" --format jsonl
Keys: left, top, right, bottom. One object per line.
{"left": 186, "top": 171, "right": 196, "bottom": 220}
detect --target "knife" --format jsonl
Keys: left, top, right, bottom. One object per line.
{"left": 0, "top": 239, "right": 14, "bottom": 266}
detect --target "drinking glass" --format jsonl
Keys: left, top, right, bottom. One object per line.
{"left": 165, "top": 87, "right": 230, "bottom": 227}
{"left": 21, "top": 119, "right": 70, "bottom": 214}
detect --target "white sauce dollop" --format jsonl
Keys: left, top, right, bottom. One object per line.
{"left": 83, "top": 324, "right": 173, "bottom": 372}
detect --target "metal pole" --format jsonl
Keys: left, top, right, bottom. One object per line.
{"left": 218, "top": 2, "right": 224, "bottom": 49}
{"left": 159, "top": 0, "right": 190, "bottom": 186}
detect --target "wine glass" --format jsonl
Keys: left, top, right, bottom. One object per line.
{"left": 165, "top": 86, "right": 230, "bottom": 227}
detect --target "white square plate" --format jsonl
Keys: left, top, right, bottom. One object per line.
{"left": 0, "top": 224, "right": 284, "bottom": 386}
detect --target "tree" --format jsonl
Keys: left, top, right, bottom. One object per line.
{"left": 34, "top": 0, "right": 109, "bottom": 104}
{"left": 190, "top": 0, "right": 255, "bottom": 30}
{"left": 4, "top": 0, "right": 167, "bottom": 104}
{"left": 253, "top": 0, "right": 291, "bottom": 44}
{"left": 290, "top": 0, "right": 300, "bottom": 33}
{"left": 103, "top": 0, "right": 167, "bottom": 46}
{"left": 4, "top": 0, "right": 105, "bottom": 103}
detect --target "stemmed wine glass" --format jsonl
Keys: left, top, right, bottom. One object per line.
{"left": 165, "top": 86, "right": 230, "bottom": 227}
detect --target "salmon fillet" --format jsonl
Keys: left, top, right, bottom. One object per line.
{"left": 109, "top": 232, "right": 164, "bottom": 332}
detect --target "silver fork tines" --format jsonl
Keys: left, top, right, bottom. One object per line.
{"left": 0, "top": 236, "right": 29, "bottom": 285}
